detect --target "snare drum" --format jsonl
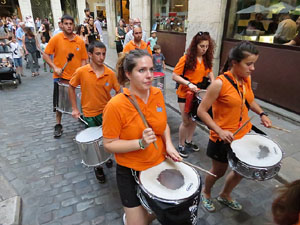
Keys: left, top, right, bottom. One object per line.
{"left": 74, "top": 126, "right": 111, "bottom": 167}
{"left": 190, "top": 90, "right": 208, "bottom": 122}
{"left": 57, "top": 82, "right": 82, "bottom": 114}
{"left": 153, "top": 72, "right": 165, "bottom": 96}
{"left": 138, "top": 159, "right": 201, "bottom": 225}
{"left": 229, "top": 133, "right": 283, "bottom": 181}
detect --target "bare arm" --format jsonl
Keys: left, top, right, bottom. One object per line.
{"left": 284, "top": 40, "right": 296, "bottom": 45}
{"left": 198, "top": 79, "right": 234, "bottom": 143}
{"left": 208, "top": 71, "right": 215, "bottom": 82}
{"left": 22, "top": 36, "right": 28, "bottom": 54}
{"left": 68, "top": 85, "right": 80, "bottom": 119}
{"left": 162, "top": 124, "right": 182, "bottom": 162}
{"left": 172, "top": 72, "right": 198, "bottom": 92}
{"left": 249, "top": 100, "right": 272, "bottom": 127}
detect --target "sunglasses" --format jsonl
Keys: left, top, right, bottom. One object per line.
{"left": 198, "top": 31, "right": 209, "bottom": 36}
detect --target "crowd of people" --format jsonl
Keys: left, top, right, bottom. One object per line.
{"left": 0, "top": 9, "right": 299, "bottom": 225}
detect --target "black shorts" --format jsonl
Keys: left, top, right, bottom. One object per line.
{"left": 53, "top": 79, "right": 59, "bottom": 112}
{"left": 116, "top": 164, "right": 141, "bottom": 208}
{"left": 177, "top": 97, "right": 186, "bottom": 103}
{"left": 206, "top": 139, "right": 232, "bottom": 163}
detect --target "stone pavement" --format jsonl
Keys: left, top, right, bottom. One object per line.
{"left": 0, "top": 32, "right": 299, "bottom": 225}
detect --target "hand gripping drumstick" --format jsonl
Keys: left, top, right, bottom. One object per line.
{"left": 181, "top": 160, "right": 217, "bottom": 177}
{"left": 126, "top": 95, "right": 158, "bottom": 149}
{"left": 61, "top": 53, "right": 74, "bottom": 73}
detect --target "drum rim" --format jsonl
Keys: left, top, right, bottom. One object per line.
{"left": 196, "top": 90, "right": 206, "bottom": 99}
{"left": 230, "top": 133, "right": 283, "bottom": 167}
{"left": 138, "top": 162, "right": 201, "bottom": 203}
{"left": 58, "top": 82, "right": 81, "bottom": 88}
{"left": 74, "top": 126, "right": 103, "bottom": 144}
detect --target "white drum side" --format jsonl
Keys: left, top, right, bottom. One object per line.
{"left": 75, "top": 126, "right": 103, "bottom": 143}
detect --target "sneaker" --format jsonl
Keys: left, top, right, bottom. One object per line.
{"left": 185, "top": 141, "right": 200, "bottom": 152}
{"left": 122, "top": 213, "right": 126, "bottom": 225}
{"left": 50, "top": 68, "right": 53, "bottom": 73}
{"left": 94, "top": 167, "right": 106, "bottom": 183}
{"left": 177, "top": 145, "right": 189, "bottom": 158}
{"left": 105, "top": 159, "right": 113, "bottom": 168}
{"left": 217, "top": 196, "right": 242, "bottom": 211}
{"left": 54, "top": 124, "right": 63, "bottom": 138}
{"left": 201, "top": 194, "right": 215, "bottom": 212}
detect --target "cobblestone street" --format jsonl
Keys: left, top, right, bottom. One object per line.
{"left": 0, "top": 66, "right": 283, "bottom": 225}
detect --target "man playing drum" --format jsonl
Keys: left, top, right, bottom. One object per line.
{"left": 198, "top": 41, "right": 272, "bottom": 212}
{"left": 43, "top": 14, "right": 88, "bottom": 138}
{"left": 69, "top": 41, "right": 121, "bottom": 183}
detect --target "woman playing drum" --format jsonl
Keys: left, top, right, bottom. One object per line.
{"left": 102, "top": 49, "right": 181, "bottom": 225}
{"left": 197, "top": 41, "right": 272, "bottom": 212}
{"left": 172, "top": 31, "right": 215, "bottom": 158}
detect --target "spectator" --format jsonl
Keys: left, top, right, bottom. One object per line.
{"left": 7, "top": 36, "right": 24, "bottom": 77}
{"left": 84, "top": 8, "right": 92, "bottom": 23}
{"left": 153, "top": 44, "right": 165, "bottom": 73}
{"left": 16, "top": 22, "right": 25, "bottom": 47}
{"left": 22, "top": 27, "right": 40, "bottom": 77}
{"left": 272, "top": 180, "right": 300, "bottom": 225}
{"left": 40, "top": 36, "right": 49, "bottom": 72}
{"left": 94, "top": 17, "right": 103, "bottom": 41}
{"left": 76, "top": 24, "right": 89, "bottom": 47}
{"left": 148, "top": 30, "right": 157, "bottom": 52}
{"left": 274, "top": 14, "right": 297, "bottom": 44}
{"left": 123, "top": 18, "right": 147, "bottom": 47}
{"left": 267, "top": 15, "right": 279, "bottom": 34}
{"left": 0, "top": 19, "right": 8, "bottom": 52}
{"left": 53, "top": 18, "right": 63, "bottom": 36}
{"left": 39, "top": 23, "right": 51, "bottom": 43}
{"left": 115, "top": 18, "right": 127, "bottom": 55}
{"left": 126, "top": 18, "right": 134, "bottom": 33}
{"left": 35, "top": 17, "right": 41, "bottom": 31}
{"left": 87, "top": 17, "right": 98, "bottom": 44}
{"left": 25, "top": 16, "right": 35, "bottom": 31}
{"left": 247, "top": 13, "right": 266, "bottom": 32}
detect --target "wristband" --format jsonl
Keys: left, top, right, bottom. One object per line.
{"left": 259, "top": 112, "right": 268, "bottom": 117}
{"left": 139, "top": 139, "right": 145, "bottom": 150}
{"left": 187, "top": 82, "right": 191, "bottom": 86}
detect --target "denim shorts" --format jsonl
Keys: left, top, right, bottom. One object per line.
{"left": 13, "top": 58, "right": 22, "bottom": 67}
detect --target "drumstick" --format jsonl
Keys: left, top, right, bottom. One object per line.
{"left": 130, "top": 95, "right": 158, "bottom": 149}
{"left": 181, "top": 160, "right": 217, "bottom": 177}
{"left": 270, "top": 125, "right": 291, "bottom": 133}
{"left": 233, "top": 116, "right": 254, "bottom": 136}
{"left": 61, "top": 53, "right": 74, "bottom": 73}
{"left": 78, "top": 116, "right": 88, "bottom": 126}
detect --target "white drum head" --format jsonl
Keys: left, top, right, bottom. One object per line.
{"left": 75, "top": 126, "right": 102, "bottom": 143}
{"left": 140, "top": 159, "right": 200, "bottom": 201}
{"left": 231, "top": 134, "right": 282, "bottom": 167}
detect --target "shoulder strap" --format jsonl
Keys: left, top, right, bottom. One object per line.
{"left": 223, "top": 75, "right": 250, "bottom": 110}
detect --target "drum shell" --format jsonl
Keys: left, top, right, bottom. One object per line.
{"left": 75, "top": 137, "right": 111, "bottom": 167}
{"left": 152, "top": 73, "right": 165, "bottom": 96}
{"left": 190, "top": 91, "right": 212, "bottom": 122}
{"left": 57, "top": 82, "right": 82, "bottom": 114}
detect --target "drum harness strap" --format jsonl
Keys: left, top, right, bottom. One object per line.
{"left": 223, "top": 75, "right": 266, "bottom": 135}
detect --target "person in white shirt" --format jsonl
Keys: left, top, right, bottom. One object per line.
{"left": 7, "top": 36, "right": 24, "bottom": 77}
{"left": 53, "top": 18, "right": 63, "bottom": 36}
{"left": 123, "top": 18, "right": 147, "bottom": 47}
{"left": 94, "top": 17, "right": 103, "bottom": 42}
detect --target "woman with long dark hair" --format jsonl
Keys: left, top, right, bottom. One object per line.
{"left": 115, "top": 18, "right": 127, "bottom": 55}
{"left": 172, "top": 31, "right": 215, "bottom": 158}
{"left": 198, "top": 41, "right": 272, "bottom": 212}
{"left": 76, "top": 24, "right": 89, "bottom": 47}
{"left": 22, "top": 27, "right": 40, "bottom": 76}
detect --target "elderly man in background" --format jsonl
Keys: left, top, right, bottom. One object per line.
{"left": 53, "top": 18, "right": 63, "bottom": 36}
{"left": 123, "top": 18, "right": 147, "bottom": 46}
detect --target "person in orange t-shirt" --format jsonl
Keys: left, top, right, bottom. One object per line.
{"left": 198, "top": 41, "right": 272, "bottom": 212}
{"left": 102, "top": 50, "right": 181, "bottom": 225}
{"left": 69, "top": 41, "right": 120, "bottom": 184}
{"left": 272, "top": 179, "right": 300, "bottom": 225}
{"left": 123, "top": 24, "right": 152, "bottom": 55}
{"left": 172, "top": 31, "right": 215, "bottom": 158}
{"left": 43, "top": 14, "right": 88, "bottom": 138}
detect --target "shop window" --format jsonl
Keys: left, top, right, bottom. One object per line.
{"left": 151, "top": 0, "right": 188, "bottom": 33}
{"left": 225, "top": 0, "right": 300, "bottom": 45}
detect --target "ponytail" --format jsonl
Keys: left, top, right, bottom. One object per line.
{"left": 116, "top": 52, "right": 128, "bottom": 85}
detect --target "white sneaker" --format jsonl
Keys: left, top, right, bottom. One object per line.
{"left": 123, "top": 213, "right": 126, "bottom": 225}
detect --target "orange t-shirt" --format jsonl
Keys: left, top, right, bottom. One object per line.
{"left": 102, "top": 87, "right": 166, "bottom": 171}
{"left": 173, "top": 55, "right": 212, "bottom": 99}
{"left": 69, "top": 64, "right": 120, "bottom": 117}
{"left": 123, "top": 40, "right": 152, "bottom": 55}
{"left": 44, "top": 32, "right": 88, "bottom": 80}
{"left": 210, "top": 71, "right": 255, "bottom": 142}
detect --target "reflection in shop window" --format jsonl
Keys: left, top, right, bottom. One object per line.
{"left": 151, "top": 0, "right": 188, "bottom": 33}
{"left": 226, "top": 0, "right": 300, "bottom": 45}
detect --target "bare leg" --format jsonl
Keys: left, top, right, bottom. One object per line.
{"left": 185, "top": 121, "right": 197, "bottom": 143}
{"left": 178, "top": 103, "right": 193, "bottom": 146}
{"left": 124, "top": 206, "right": 155, "bottom": 225}
{"left": 219, "top": 170, "right": 243, "bottom": 200}
{"left": 203, "top": 159, "right": 228, "bottom": 198}
{"left": 56, "top": 111, "right": 62, "bottom": 124}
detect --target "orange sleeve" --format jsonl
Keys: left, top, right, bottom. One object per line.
{"left": 111, "top": 73, "right": 121, "bottom": 93}
{"left": 69, "top": 68, "right": 81, "bottom": 87}
{"left": 173, "top": 55, "right": 186, "bottom": 75}
{"left": 80, "top": 40, "right": 88, "bottom": 60}
{"left": 44, "top": 36, "right": 56, "bottom": 55}
{"left": 147, "top": 45, "right": 152, "bottom": 56}
{"left": 103, "top": 98, "right": 122, "bottom": 139}
{"left": 123, "top": 43, "right": 130, "bottom": 53}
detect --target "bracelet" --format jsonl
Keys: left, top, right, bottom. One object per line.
{"left": 138, "top": 139, "right": 145, "bottom": 150}
{"left": 186, "top": 82, "right": 191, "bottom": 86}
{"left": 259, "top": 112, "right": 268, "bottom": 117}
